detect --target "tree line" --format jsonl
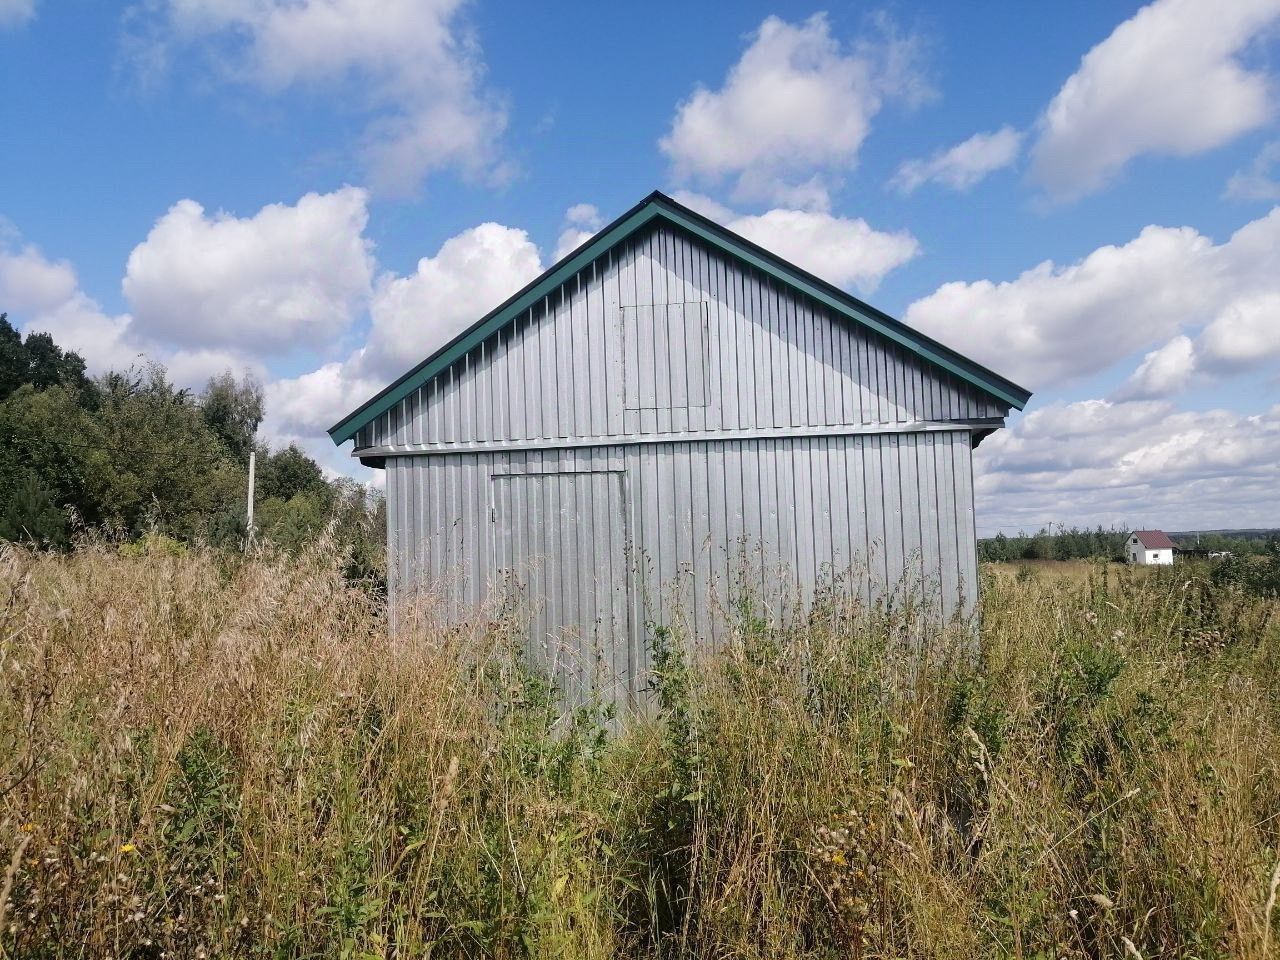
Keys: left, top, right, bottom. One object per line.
{"left": 978, "top": 526, "right": 1129, "bottom": 562}
{"left": 978, "top": 525, "right": 1276, "bottom": 563}
{"left": 0, "top": 313, "right": 383, "bottom": 577}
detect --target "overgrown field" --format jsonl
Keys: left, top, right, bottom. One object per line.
{"left": 2, "top": 542, "right": 1279, "bottom": 958}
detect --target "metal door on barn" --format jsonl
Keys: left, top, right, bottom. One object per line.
{"left": 490, "top": 469, "right": 633, "bottom": 710}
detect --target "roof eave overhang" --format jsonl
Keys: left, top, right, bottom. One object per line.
{"left": 328, "top": 192, "right": 1032, "bottom": 447}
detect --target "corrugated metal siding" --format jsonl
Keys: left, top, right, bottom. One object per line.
{"left": 385, "top": 431, "right": 977, "bottom": 703}
{"left": 491, "top": 466, "right": 632, "bottom": 705}
{"left": 355, "top": 223, "right": 1007, "bottom": 451}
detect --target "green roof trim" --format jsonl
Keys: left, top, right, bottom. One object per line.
{"left": 328, "top": 191, "right": 1031, "bottom": 446}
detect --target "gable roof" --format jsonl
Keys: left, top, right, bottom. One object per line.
{"left": 1132, "top": 530, "right": 1176, "bottom": 550}
{"left": 328, "top": 190, "right": 1033, "bottom": 446}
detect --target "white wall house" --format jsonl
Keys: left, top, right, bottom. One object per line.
{"left": 1127, "top": 530, "right": 1176, "bottom": 565}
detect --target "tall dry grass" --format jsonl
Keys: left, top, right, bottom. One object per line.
{"left": 1, "top": 540, "right": 1279, "bottom": 958}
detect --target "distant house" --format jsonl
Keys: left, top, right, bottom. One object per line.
{"left": 1127, "top": 530, "right": 1175, "bottom": 565}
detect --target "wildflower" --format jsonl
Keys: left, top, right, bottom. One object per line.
{"left": 120, "top": 843, "right": 136, "bottom": 853}
{"left": 19, "top": 823, "right": 35, "bottom": 834}
{"left": 807, "top": 801, "right": 889, "bottom": 949}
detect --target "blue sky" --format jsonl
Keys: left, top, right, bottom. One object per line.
{"left": 3, "top": 0, "right": 1280, "bottom": 534}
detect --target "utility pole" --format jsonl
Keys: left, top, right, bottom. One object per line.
{"left": 246, "top": 449, "right": 256, "bottom": 538}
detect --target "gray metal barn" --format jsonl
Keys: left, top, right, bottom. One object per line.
{"left": 328, "top": 191, "right": 1030, "bottom": 702}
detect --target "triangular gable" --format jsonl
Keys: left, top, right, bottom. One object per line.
{"left": 328, "top": 191, "right": 1031, "bottom": 446}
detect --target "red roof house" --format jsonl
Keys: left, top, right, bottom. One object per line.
{"left": 1127, "top": 530, "right": 1175, "bottom": 565}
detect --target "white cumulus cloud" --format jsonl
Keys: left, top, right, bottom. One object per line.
{"left": 974, "top": 398, "right": 1280, "bottom": 534}
{"left": 1, "top": 199, "right": 360, "bottom": 390}
{"left": 552, "top": 203, "right": 604, "bottom": 262}
{"left": 0, "top": 246, "right": 78, "bottom": 314}
{"left": 672, "top": 192, "right": 919, "bottom": 293}
{"left": 164, "top": 348, "right": 269, "bottom": 389}
{"left": 1226, "top": 141, "right": 1280, "bottom": 201}
{"left": 123, "top": 187, "right": 374, "bottom": 353}
{"left": 661, "top": 13, "right": 928, "bottom": 210}
{"left": 1030, "top": 0, "right": 1280, "bottom": 200}
{"left": 905, "top": 207, "right": 1280, "bottom": 391}
{"left": 131, "top": 0, "right": 509, "bottom": 195}
{"left": 358, "top": 222, "right": 542, "bottom": 377}
{"left": 1, "top": 246, "right": 266, "bottom": 389}
{"left": 728, "top": 208, "right": 919, "bottom": 293}
{"left": 22, "top": 292, "right": 140, "bottom": 375}
{"left": 1, "top": 243, "right": 141, "bottom": 374}
{"left": 1113, "top": 335, "right": 1198, "bottom": 400}
{"left": 1197, "top": 292, "right": 1280, "bottom": 371}
{"left": 891, "top": 126, "right": 1023, "bottom": 193}
{"left": 268, "top": 220, "right": 543, "bottom": 441}
{"left": 2, "top": 196, "right": 543, "bottom": 454}
{"left": 1, "top": 203, "right": 549, "bottom": 477}
{"left": 264, "top": 361, "right": 384, "bottom": 439}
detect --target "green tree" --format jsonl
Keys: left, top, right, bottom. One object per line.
{"left": 0, "top": 471, "right": 67, "bottom": 547}
{"left": 0, "top": 314, "right": 90, "bottom": 401}
{"left": 1022, "top": 529, "right": 1053, "bottom": 560}
{"left": 201, "top": 371, "right": 264, "bottom": 462}
{"left": 93, "top": 364, "right": 246, "bottom": 540}
{"left": 0, "top": 383, "right": 114, "bottom": 529}
{"left": 256, "top": 492, "right": 330, "bottom": 551}
{"left": 0, "top": 317, "right": 383, "bottom": 556}
{"left": 0, "top": 314, "right": 25, "bottom": 400}
{"left": 256, "top": 444, "right": 330, "bottom": 505}
{"left": 24, "top": 330, "right": 89, "bottom": 393}
{"left": 0, "top": 367, "right": 247, "bottom": 543}
{"left": 1212, "top": 537, "right": 1280, "bottom": 596}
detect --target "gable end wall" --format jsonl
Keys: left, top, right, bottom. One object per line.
{"left": 355, "top": 223, "right": 1009, "bottom": 453}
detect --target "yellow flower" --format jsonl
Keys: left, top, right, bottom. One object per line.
{"left": 120, "top": 843, "right": 136, "bottom": 853}
{"left": 20, "top": 823, "right": 35, "bottom": 833}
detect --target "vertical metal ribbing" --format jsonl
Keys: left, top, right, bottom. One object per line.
{"left": 369, "top": 220, "right": 1004, "bottom": 660}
